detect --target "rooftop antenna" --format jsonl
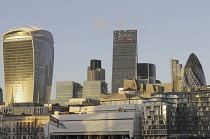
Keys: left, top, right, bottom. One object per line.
{"left": 9, "top": 25, "right": 20, "bottom": 31}
{"left": 27, "top": 24, "right": 40, "bottom": 29}
{"left": 173, "top": 48, "right": 174, "bottom": 59}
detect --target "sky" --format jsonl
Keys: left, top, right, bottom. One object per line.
{"left": 1, "top": 0, "right": 210, "bottom": 99}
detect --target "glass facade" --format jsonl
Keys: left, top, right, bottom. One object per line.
{"left": 112, "top": 30, "right": 137, "bottom": 93}
{"left": 137, "top": 63, "right": 156, "bottom": 84}
{"left": 182, "top": 53, "right": 206, "bottom": 91}
{"left": 56, "top": 81, "right": 83, "bottom": 105}
{"left": 142, "top": 91, "right": 210, "bottom": 138}
{"left": 3, "top": 28, "right": 54, "bottom": 105}
{"left": 0, "top": 87, "right": 3, "bottom": 103}
{"left": 166, "top": 91, "right": 210, "bottom": 138}
{"left": 83, "top": 81, "right": 107, "bottom": 100}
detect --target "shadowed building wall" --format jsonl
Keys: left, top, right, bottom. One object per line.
{"left": 137, "top": 63, "right": 156, "bottom": 84}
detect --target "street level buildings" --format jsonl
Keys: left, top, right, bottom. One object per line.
{"left": 2, "top": 27, "right": 54, "bottom": 105}
{"left": 112, "top": 30, "right": 137, "bottom": 93}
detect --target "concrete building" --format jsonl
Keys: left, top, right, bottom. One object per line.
{"left": 50, "top": 111, "right": 141, "bottom": 139}
{"left": 112, "top": 30, "right": 138, "bottom": 94}
{"left": 87, "top": 59, "right": 105, "bottom": 81}
{"left": 83, "top": 81, "right": 107, "bottom": 100}
{"left": 137, "top": 63, "right": 156, "bottom": 84}
{"left": 2, "top": 27, "right": 54, "bottom": 105}
{"left": 56, "top": 81, "right": 83, "bottom": 105}
{"left": 171, "top": 58, "right": 182, "bottom": 92}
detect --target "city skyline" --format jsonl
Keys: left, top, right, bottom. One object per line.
{"left": 1, "top": 1, "right": 210, "bottom": 99}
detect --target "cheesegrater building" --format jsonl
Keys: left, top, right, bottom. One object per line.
{"left": 2, "top": 27, "right": 54, "bottom": 105}
{"left": 112, "top": 30, "right": 137, "bottom": 94}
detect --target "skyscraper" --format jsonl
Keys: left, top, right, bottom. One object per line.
{"left": 137, "top": 63, "right": 156, "bottom": 84}
{"left": 171, "top": 58, "right": 182, "bottom": 92}
{"left": 87, "top": 59, "right": 105, "bottom": 81}
{"left": 182, "top": 53, "right": 206, "bottom": 91}
{"left": 2, "top": 27, "right": 54, "bottom": 105}
{"left": 112, "top": 30, "right": 137, "bottom": 93}
{"left": 84, "top": 59, "right": 107, "bottom": 100}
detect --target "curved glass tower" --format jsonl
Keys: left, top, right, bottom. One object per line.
{"left": 182, "top": 53, "right": 206, "bottom": 91}
{"left": 2, "top": 27, "right": 54, "bottom": 105}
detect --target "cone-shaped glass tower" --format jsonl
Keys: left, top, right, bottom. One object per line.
{"left": 182, "top": 53, "right": 206, "bottom": 91}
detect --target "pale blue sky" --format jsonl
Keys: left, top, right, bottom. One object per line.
{"left": 1, "top": 0, "right": 210, "bottom": 99}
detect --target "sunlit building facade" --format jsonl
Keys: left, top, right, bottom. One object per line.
{"left": 112, "top": 30, "right": 137, "bottom": 93}
{"left": 171, "top": 58, "right": 182, "bottom": 92}
{"left": 2, "top": 27, "right": 54, "bottom": 105}
{"left": 182, "top": 53, "right": 206, "bottom": 91}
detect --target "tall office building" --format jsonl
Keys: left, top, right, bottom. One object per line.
{"left": 2, "top": 27, "right": 54, "bottom": 105}
{"left": 56, "top": 81, "right": 83, "bottom": 105}
{"left": 84, "top": 60, "right": 107, "bottom": 100}
{"left": 171, "top": 58, "right": 182, "bottom": 92}
{"left": 137, "top": 63, "right": 156, "bottom": 84}
{"left": 112, "top": 30, "right": 137, "bottom": 93}
{"left": 87, "top": 59, "right": 105, "bottom": 81}
{"left": 182, "top": 53, "right": 206, "bottom": 91}
{"left": 0, "top": 88, "right": 3, "bottom": 103}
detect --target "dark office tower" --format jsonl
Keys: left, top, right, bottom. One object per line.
{"left": 87, "top": 59, "right": 105, "bottom": 81}
{"left": 182, "top": 53, "right": 207, "bottom": 91}
{"left": 137, "top": 63, "right": 156, "bottom": 84}
{"left": 2, "top": 27, "right": 54, "bottom": 105}
{"left": 171, "top": 58, "right": 182, "bottom": 92}
{"left": 112, "top": 30, "right": 137, "bottom": 93}
{"left": 90, "top": 59, "right": 101, "bottom": 70}
{"left": 0, "top": 88, "right": 3, "bottom": 103}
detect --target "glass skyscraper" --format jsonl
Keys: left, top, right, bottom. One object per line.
{"left": 2, "top": 27, "right": 54, "bottom": 105}
{"left": 182, "top": 53, "right": 206, "bottom": 91}
{"left": 112, "top": 30, "right": 137, "bottom": 94}
{"left": 137, "top": 63, "right": 156, "bottom": 84}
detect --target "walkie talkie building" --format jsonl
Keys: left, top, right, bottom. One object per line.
{"left": 182, "top": 53, "right": 206, "bottom": 91}
{"left": 2, "top": 27, "right": 54, "bottom": 105}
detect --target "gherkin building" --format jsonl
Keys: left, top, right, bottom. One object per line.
{"left": 182, "top": 53, "right": 206, "bottom": 91}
